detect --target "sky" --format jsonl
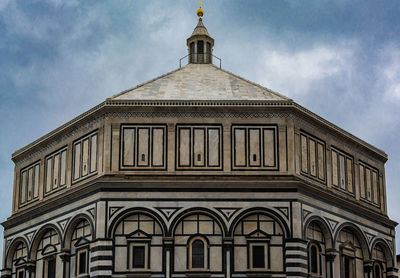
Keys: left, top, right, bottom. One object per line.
{"left": 1, "top": 0, "right": 400, "bottom": 262}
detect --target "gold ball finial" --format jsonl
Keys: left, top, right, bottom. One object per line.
{"left": 197, "top": 1, "right": 204, "bottom": 18}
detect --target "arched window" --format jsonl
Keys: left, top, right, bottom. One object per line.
{"left": 338, "top": 228, "right": 362, "bottom": 278}
{"left": 12, "top": 242, "right": 28, "bottom": 278}
{"left": 113, "top": 213, "right": 163, "bottom": 272}
{"left": 70, "top": 219, "right": 92, "bottom": 277}
{"left": 372, "top": 243, "right": 387, "bottom": 278}
{"left": 374, "top": 262, "right": 382, "bottom": 278}
{"left": 197, "top": 41, "right": 204, "bottom": 63}
{"left": 310, "top": 245, "right": 318, "bottom": 273}
{"left": 192, "top": 240, "right": 204, "bottom": 268}
{"left": 190, "top": 42, "right": 195, "bottom": 63}
{"left": 35, "top": 229, "right": 60, "bottom": 278}
{"left": 233, "top": 213, "right": 285, "bottom": 271}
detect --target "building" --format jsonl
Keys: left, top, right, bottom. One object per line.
{"left": 1, "top": 6, "right": 398, "bottom": 278}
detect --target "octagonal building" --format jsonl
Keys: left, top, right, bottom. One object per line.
{"left": 1, "top": 11, "right": 398, "bottom": 278}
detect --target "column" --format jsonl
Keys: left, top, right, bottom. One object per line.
{"left": 325, "top": 248, "right": 337, "bottom": 278}
{"left": 223, "top": 239, "right": 233, "bottom": 278}
{"left": 364, "top": 261, "right": 373, "bottom": 278}
{"left": 26, "top": 261, "right": 36, "bottom": 278}
{"left": 386, "top": 266, "right": 399, "bottom": 278}
{"left": 59, "top": 250, "right": 70, "bottom": 278}
{"left": 163, "top": 238, "right": 174, "bottom": 278}
{"left": 284, "top": 238, "right": 308, "bottom": 277}
{"left": 0, "top": 268, "right": 11, "bottom": 278}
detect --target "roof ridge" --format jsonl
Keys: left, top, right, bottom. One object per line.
{"left": 210, "top": 64, "right": 292, "bottom": 101}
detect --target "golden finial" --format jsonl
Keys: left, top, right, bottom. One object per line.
{"left": 197, "top": 1, "right": 204, "bottom": 18}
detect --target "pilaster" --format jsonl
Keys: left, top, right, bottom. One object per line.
{"left": 89, "top": 239, "right": 113, "bottom": 277}
{"left": 284, "top": 238, "right": 308, "bottom": 277}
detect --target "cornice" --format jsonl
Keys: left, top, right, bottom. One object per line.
{"left": 2, "top": 174, "right": 396, "bottom": 230}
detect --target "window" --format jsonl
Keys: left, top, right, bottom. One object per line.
{"left": 374, "top": 263, "right": 382, "bottom": 278}
{"left": 132, "top": 246, "right": 145, "bottom": 268}
{"left": 359, "top": 161, "right": 380, "bottom": 206}
{"left": 331, "top": 147, "right": 354, "bottom": 195}
{"left": 342, "top": 255, "right": 355, "bottom": 278}
{"left": 45, "top": 147, "right": 67, "bottom": 195}
{"left": 17, "top": 269, "right": 24, "bottom": 278}
{"left": 192, "top": 240, "right": 204, "bottom": 268}
{"left": 197, "top": 41, "right": 204, "bottom": 54}
{"left": 190, "top": 42, "right": 195, "bottom": 63}
{"left": 249, "top": 242, "right": 268, "bottom": 270}
{"left": 129, "top": 243, "right": 148, "bottom": 270}
{"left": 19, "top": 161, "right": 40, "bottom": 206}
{"left": 252, "top": 245, "right": 265, "bottom": 268}
{"left": 77, "top": 249, "right": 88, "bottom": 276}
{"left": 308, "top": 243, "right": 321, "bottom": 275}
{"left": 188, "top": 237, "right": 208, "bottom": 270}
{"left": 73, "top": 131, "right": 98, "bottom": 182}
{"left": 44, "top": 257, "right": 56, "bottom": 278}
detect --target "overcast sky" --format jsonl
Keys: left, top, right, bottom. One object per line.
{"left": 1, "top": 0, "right": 400, "bottom": 261}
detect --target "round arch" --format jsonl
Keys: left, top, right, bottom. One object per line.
{"left": 228, "top": 207, "right": 290, "bottom": 238}
{"left": 29, "top": 223, "right": 62, "bottom": 260}
{"left": 4, "top": 237, "right": 30, "bottom": 269}
{"left": 334, "top": 222, "right": 370, "bottom": 261}
{"left": 63, "top": 213, "right": 95, "bottom": 249}
{"left": 303, "top": 216, "right": 334, "bottom": 249}
{"left": 169, "top": 207, "right": 228, "bottom": 237}
{"left": 370, "top": 238, "right": 394, "bottom": 268}
{"left": 108, "top": 207, "right": 167, "bottom": 238}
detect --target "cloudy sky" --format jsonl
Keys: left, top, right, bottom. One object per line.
{"left": 1, "top": 0, "right": 400, "bottom": 260}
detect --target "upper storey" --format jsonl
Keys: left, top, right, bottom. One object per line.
{"left": 7, "top": 13, "right": 391, "bottom": 226}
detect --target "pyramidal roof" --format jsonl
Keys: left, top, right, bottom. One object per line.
{"left": 110, "top": 63, "right": 290, "bottom": 101}
{"left": 191, "top": 18, "right": 210, "bottom": 37}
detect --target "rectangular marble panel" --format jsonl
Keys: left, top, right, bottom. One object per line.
{"left": 332, "top": 150, "right": 338, "bottom": 186}
{"left": 53, "top": 153, "right": 60, "bottom": 189}
{"left": 199, "top": 221, "right": 213, "bottom": 234}
{"left": 208, "top": 128, "right": 220, "bottom": 167}
{"left": 152, "top": 128, "right": 164, "bottom": 166}
{"left": 249, "top": 128, "right": 261, "bottom": 166}
{"left": 317, "top": 143, "right": 325, "bottom": 180}
{"left": 34, "top": 164, "right": 40, "bottom": 198}
{"left": 73, "top": 143, "right": 81, "bottom": 180}
{"left": 123, "top": 128, "right": 135, "bottom": 166}
{"left": 372, "top": 171, "right": 378, "bottom": 204}
{"left": 339, "top": 154, "right": 345, "bottom": 190}
{"left": 137, "top": 128, "right": 149, "bottom": 166}
{"left": 366, "top": 168, "right": 372, "bottom": 201}
{"left": 90, "top": 134, "right": 97, "bottom": 172}
{"left": 193, "top": 128, "right": 205, "bottom": 166}
{"left": 60, "top": 150, "right": 67, "bottom": 186}
{"left": 309, "top": 139, "right": 316, "bottom": 177}
{"left": 270, "top": 246, "right": 283, "bottom": 271}
{"left": 27, "top": 168, "right": 33, "bottom": 201}
{"left": 263, "top": 129, "right": 275, "bottom": 167}
{"left": 21, "top": 171, "right": 27, "bottom": 204}
{"left": 359, "top": 165, "right": 365, "bottom": 198}
{"left": 234, "top": 129, "right": 246, "bottom": 166}
{"left": 179, "top": 128, "right": 191, "bottom": 166}
{"left": 347, "top": 158, "right": 353, "bottom": 193}
{"left": 82, "top": 139, "right": 89, "bottom": 176}
{"left": 301, "top": 134, "right": 308, "bottom": 173}
{"left": 46, "top": 157, "right": 53, "bottom": 193}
